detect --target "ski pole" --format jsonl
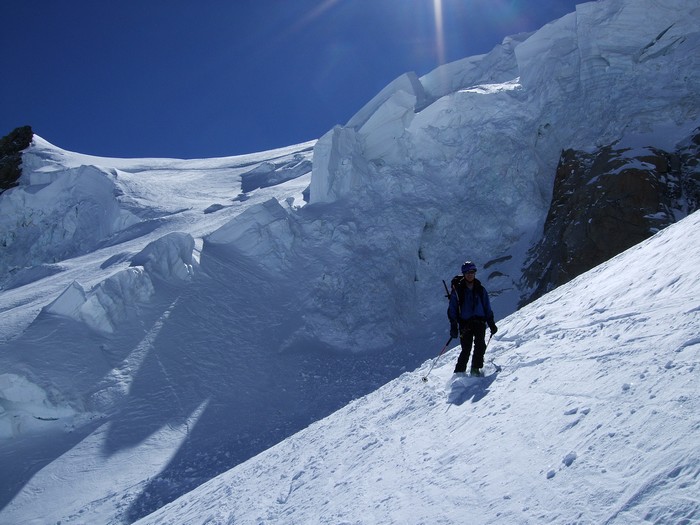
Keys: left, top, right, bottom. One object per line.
{"left": 482, "top": 332, "right": 493, "bottom": 362}
{"left": 421, "top": 280, "right": 458, "bottom": 382}
{"left": 421, "top": 336, "right": 453, "bottom": 382}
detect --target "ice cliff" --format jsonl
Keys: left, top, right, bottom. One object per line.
{"left": 1, "top": 0, "right": 699, "bottom": 520}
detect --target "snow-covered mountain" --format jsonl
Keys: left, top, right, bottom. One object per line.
{"left": 133, "top": 206, "right": 700, "bottom": 525}
{"left": 1, "top": 0, "right": 699, "bottom": 523}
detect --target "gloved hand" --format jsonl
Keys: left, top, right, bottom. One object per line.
{"left": 450, "top": 320, "right": 459, "bottom": 339}
{"left": 488, "top": 320, "right": 498, "bottom": 335}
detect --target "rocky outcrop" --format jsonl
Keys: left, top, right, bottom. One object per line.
{"left": 520, "top": 129, "right": 700, "bottom": 306}
{"left": 0, "top": 126, "right": 33, "bottom": 193}
{"left": 677, "top": 130, "right": 700, "bottom": 212}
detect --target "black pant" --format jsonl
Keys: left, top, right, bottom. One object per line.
{"left": 454, "top": 319, "right": 487, "bottom": 372}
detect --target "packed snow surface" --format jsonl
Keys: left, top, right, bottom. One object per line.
{"left": 135, "top": 209, "right": 700, "bottom": 525}
{"left": 1, "top": 0, "right": 699, "bottom": 523}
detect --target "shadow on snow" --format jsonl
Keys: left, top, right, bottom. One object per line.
{"left": 447, "top": 364, "right": 502, "bottom": 406}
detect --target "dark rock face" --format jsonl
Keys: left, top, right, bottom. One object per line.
{"left": 0, "top": 126, "right": 33, "bottom": 193}
{"left": 677, "top": 130, "right": 700, "bottom": 212}
{"left": 520, "top": 129, "right": 700, "bottom": 306}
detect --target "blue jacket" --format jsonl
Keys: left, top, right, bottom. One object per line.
{"left": 448, "top": 277, "right": 494, "bottom": 323}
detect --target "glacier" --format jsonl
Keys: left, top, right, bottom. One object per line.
{"left": 0, "top": 0, "right": 699, "bottom": 523}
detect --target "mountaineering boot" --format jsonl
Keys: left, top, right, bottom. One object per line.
{"left": 470, "top": 367, "right": 482, "bottom": 377}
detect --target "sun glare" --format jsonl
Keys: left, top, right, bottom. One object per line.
{"left": 433, "top": 0, "right": 446, "bottom": 64}
{"left": 298, "top": 0, "right": 341, "bottom": 30}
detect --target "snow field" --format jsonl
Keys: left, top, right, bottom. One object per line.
{"left": 1, "top": 0, "right": 699, "bottom": 522}
{"left": 133, "top": 211, "right": 700, "bottom": 525}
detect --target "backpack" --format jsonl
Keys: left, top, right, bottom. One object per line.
{"left": 449, "top": 274, "right": 463, "bottom": 300}
{"left": 448, "top": 274, "right": 486, "bottom": 310}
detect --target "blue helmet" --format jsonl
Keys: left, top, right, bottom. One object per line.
{"left": 461, "top": 261, "right": 477, "bottom": 273}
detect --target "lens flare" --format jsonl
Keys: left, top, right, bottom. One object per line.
{"left": 433, "top": 0, "right": 446, "bottom": 64}
{"left": 296, "top": 0, "right": 341, "bottom": 31}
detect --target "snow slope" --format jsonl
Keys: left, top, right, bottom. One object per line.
{"left": 0, "top": 137, "right": 322, "bottom": 522}
{"left": 134, "top": 210, "right": 700, "bottom": 525}
{"left": 1, "top": 0, "right": 699, "bottom": 523}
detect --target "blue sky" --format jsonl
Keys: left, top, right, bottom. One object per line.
{"left": 2, "top": 0, "right": 581, "bottom": 159}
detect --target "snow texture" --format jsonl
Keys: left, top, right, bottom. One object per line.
{"left": 0, "top": 0, "right": 699, "bottom": 523}
{"left": 134, "top": 210, "right": 700, "bottom": 525}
